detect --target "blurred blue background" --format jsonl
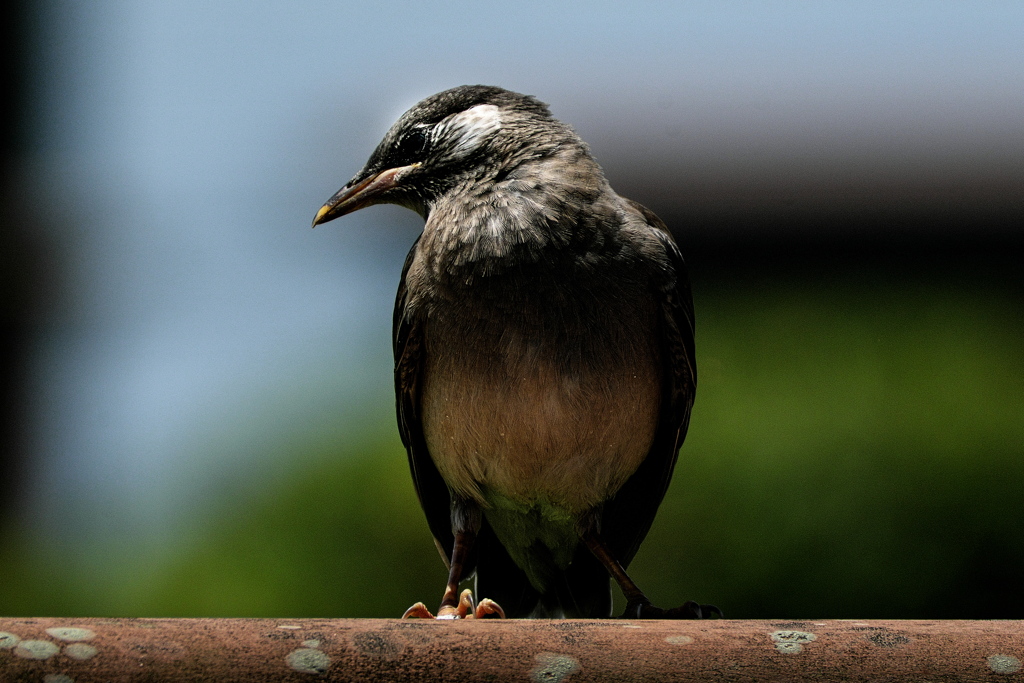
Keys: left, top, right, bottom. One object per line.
{"left": 1, "top": 1, "right": 1021, "bottom": 618}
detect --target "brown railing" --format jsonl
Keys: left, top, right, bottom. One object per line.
{"left": 0, "top": 617, "right": 1021, "bottom": 681}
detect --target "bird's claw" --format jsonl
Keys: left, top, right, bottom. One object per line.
{"left": 474, "top": 597, "right": 506, "bottom": 619}
{"left": 401, "top": 602, "right": 435, "bottom": 619}
{"left": 621, "top": 599, "right": 722, "bottom": 620}
{"left": 402, "top": 588, "right": 506, "bottom": 619}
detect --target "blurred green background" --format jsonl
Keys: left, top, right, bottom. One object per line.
{"left": 1, "top": 2, "right": 1022, "bottom": 619}
{"left": 3, "top": 263, "right": 1021, "bottom": 619}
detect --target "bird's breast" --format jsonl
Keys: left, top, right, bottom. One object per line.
{"left": 418, "top": 273, "right": 661, "bottom": 515}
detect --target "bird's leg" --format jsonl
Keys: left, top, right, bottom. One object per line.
{"left": 580, "top": 524, "right": 721, "bottom": 620}
{"left": 402, "top": 498, "right": 505, "bottom": 620}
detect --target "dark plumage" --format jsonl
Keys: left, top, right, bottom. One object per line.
{"left": 313, "top": 85, "right": 715, "bottom": 619}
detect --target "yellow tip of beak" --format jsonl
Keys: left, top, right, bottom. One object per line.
{"left": 312, "top": 203, "right": 332, "bottom": 228}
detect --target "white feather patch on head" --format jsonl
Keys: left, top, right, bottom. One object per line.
{"left": 436, "top": 104, "right": 502, "bottom": 159}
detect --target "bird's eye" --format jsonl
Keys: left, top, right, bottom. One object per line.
{"left": 393, "top": 129, "right": 429, "bottom": 165}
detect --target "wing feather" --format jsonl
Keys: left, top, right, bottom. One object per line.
{"left": 393, "top": 238, "right": 457, "bottom": 567}
{"left": 601, "top": 199, "right": 697, "bottom": 568}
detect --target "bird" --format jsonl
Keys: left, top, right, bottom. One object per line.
{"left": 313, "top": 85, "right": 716, "bottom": 619}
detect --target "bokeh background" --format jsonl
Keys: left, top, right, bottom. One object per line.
{"left": 1, "top": 1, "right": 1022, "bottom": 619}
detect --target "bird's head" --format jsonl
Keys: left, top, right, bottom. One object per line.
{"left": 312, "top": 85, "right": 563, "bottom": 226}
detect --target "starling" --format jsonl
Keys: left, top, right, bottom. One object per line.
{"left": 313, "top": 85, "right": 715, "bottom": 619}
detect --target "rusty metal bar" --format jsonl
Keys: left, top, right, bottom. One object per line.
{"left": 0, "top": 617, "right": 1021, "bottom": 681}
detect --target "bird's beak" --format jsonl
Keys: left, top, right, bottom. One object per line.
{"left": 312, "top": 163, "right": 419, "bottom": 227}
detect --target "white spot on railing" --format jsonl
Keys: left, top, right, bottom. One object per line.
{"left": 771, "top": 630, "right": 817, "bottom": 654}
{"left": 64, "top": 643, "right": 99, "bottom": 660}
{"left": 46, "top": 627, "right": 95, "bottom": 642}
{"left": 665, "top": 635, "right": 694, "bottom": 645}
{"left": 531, "top": 652, "right": 580, "bottom": 682}
{"left": 287, "top": 647, "right": 330, "bottom": 675}
{"left": 0, "top": 632, "right": 21, "bottom": 649}
{"left": 14, "top": 640, "right": 60, "bottom": 659}
{"left": 43, "top": 675, "right": 75, "bottom": 683}
{"left": 987, "top": 654, "right": 1021, "bottom": 674}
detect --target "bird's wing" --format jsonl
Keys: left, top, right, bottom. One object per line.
{"left": 393, "top": 238, "right": 457, "bottom": 567}
{"left": 602, "top": 199, "right": 697, "bottom": 568}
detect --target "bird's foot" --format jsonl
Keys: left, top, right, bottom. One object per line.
{"left": 621, "top": 599, "right": 722, "bottom": 620}
{"left": 402, "top": 588, "right": 506, "bottom": 620}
